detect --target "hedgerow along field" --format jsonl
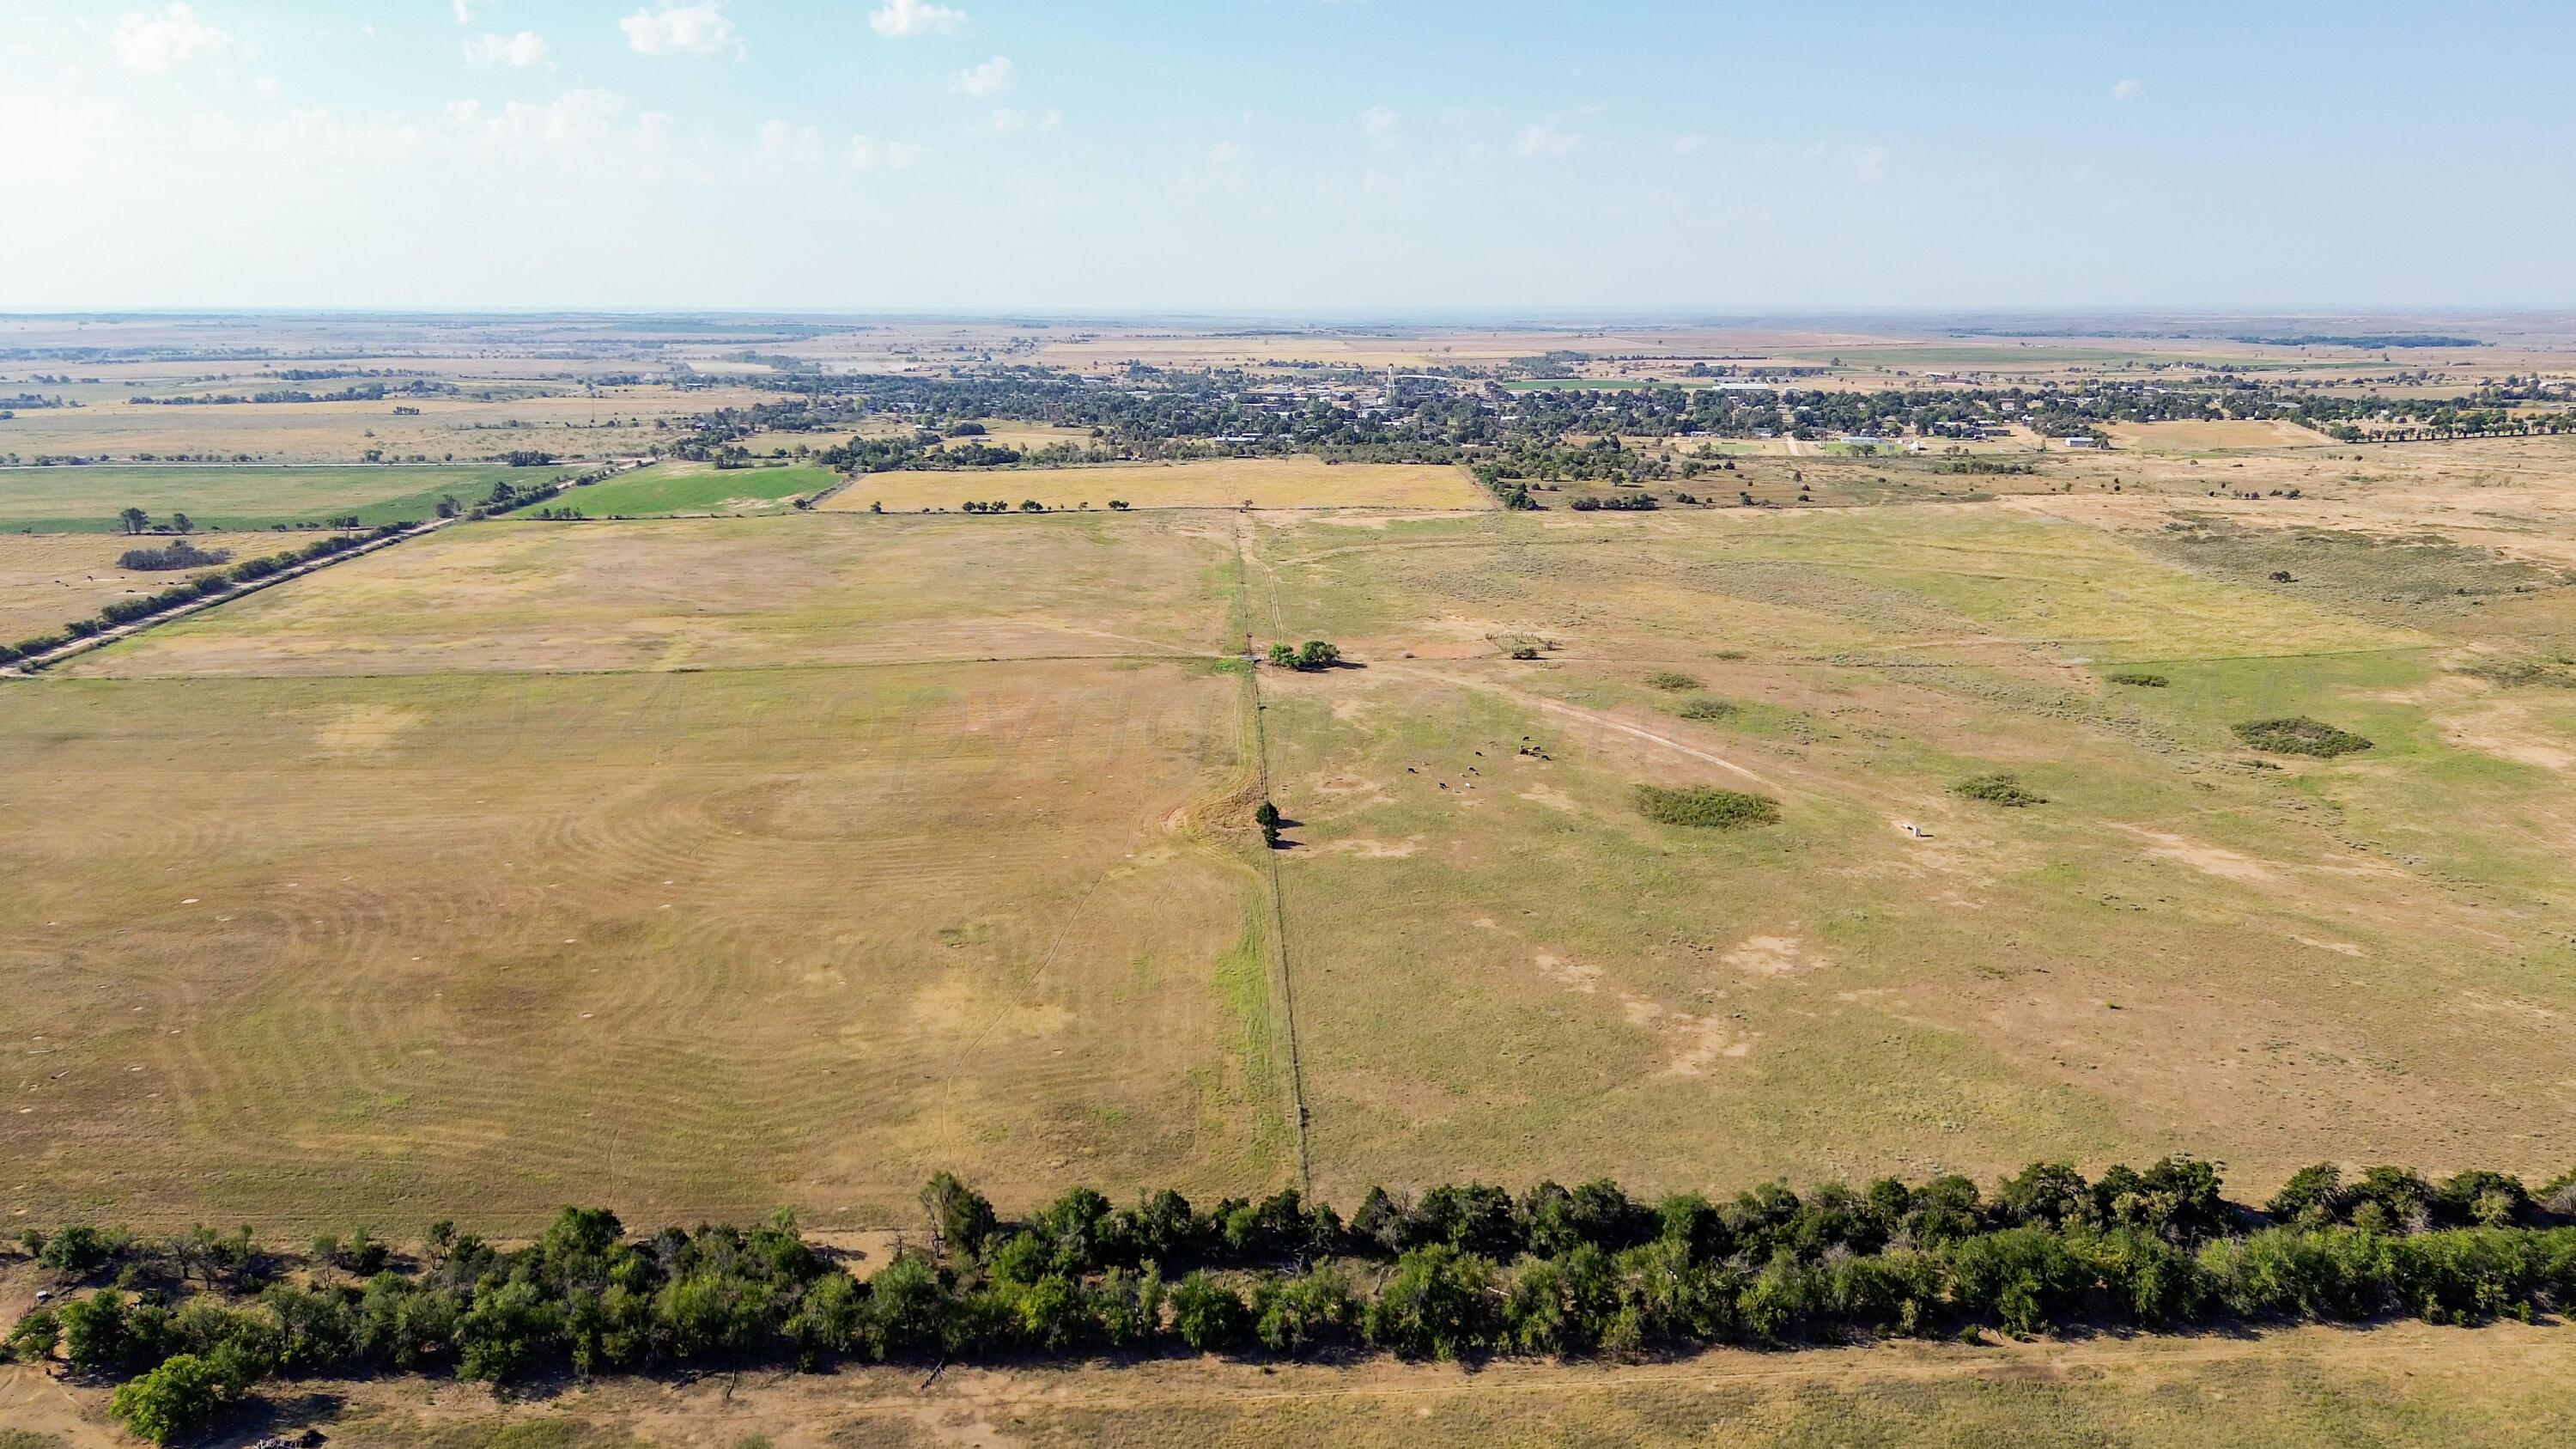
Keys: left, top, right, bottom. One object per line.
{"left": 0, "top": 464, "right": 549, "bottom": 533}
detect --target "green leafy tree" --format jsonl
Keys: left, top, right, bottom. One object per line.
{"left": 1168, "top": 1270, "right": 1250, "bottom": 1353}
{"left": 1294, "top": 640, "right": 1340, "bottom": 670}
{"left": 118, "top": 506, "right": 150, "bottom": 534}
{"left": 1364, "top": 1245, "right": 1498, "bottom": 1360}
{"left": 109, "top": 1353, "right": 228, "bottom": 1444}
{"left": 5, "top": 1306, "right": 60, "bottom": 1364}
{"left": 921, "top": 1172, "right": 998, "bottom": 1261}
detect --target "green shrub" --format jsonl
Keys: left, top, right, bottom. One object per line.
{"left": 2106, "top": 670, "right": 2170, "bottom": 687}
{"left": 1643, "top": 670, "right": 1700, "bottom": 691}
{"left": 1634, "top": 784, "right": 1779, "bottom": 830}
{"left": 2233, "top": 717, "right": 2373, "bottom": 758}
{"left": 1953, "top": 773, "right": 2046, "bottom": 807}
{"left": 1675, "top": 696, "right": 1736, "bottom": 721}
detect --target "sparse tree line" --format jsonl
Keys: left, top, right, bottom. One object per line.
{"left": 1, "top": 525, "right": 416, "bottom": 667}
{"left": 7, "top": 1160, "right": 2576, "bottom": 1442}
{"left": 125, "top": 381, "right": 457, "bottom": 406}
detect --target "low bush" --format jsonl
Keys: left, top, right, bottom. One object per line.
{"left": 2105, "top": 670, "right": 2170, "bottom": 687}
{"left": 1675, "top": 697, "right": 1736, "bottom": 721}
{"left": 2233, "top": 716, "right": 2373, "bottom": 758}
{"left": 1635, "top": 784, "right": 1779, "bottom": 830}
{"left": 1953, "top": 773, "right": 2046, "bottom": 807}
{"left": 1644, "top": 670, "right": 1700, "bottom": 691}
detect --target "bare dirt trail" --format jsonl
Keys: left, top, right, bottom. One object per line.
{"left": 1369, "top": 659, "right": 1790, "bottom": 795}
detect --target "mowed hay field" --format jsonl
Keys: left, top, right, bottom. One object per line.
{"left": 0, "top": 658, "right": 1289, "bottom": 1231}
{"left": 0, "top": 464, "right": 542, "bottom": 533}
{"left": 821, "top": 457, "right": 1487, "bottom": 513}
{"left": 1242, "top": 502, "right": 2576, "bottom": 1200}
{"left": 73, "top": 512, "right": 1242, "bottom": 678}
{"left": 2103, "top": 417, "right": 2335, "bottom": 451}
{"left": 569, "top": 458, "right": 839, "bottom": 515}
{"left": 12, "top": 445, "right": 2576, "bottom": 1239}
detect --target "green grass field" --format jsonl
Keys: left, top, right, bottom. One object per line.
{"left": 569, "top": 459, "right": 839, "bottom": 516}
{"left": 0, "top": 465, "right": 548, "bottom": 533}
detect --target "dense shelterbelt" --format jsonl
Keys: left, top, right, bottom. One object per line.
{"left": 10, "top": 1159, "right": 2576, "bottom": 1442}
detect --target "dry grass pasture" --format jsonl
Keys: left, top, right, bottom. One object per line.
{"left": 1242, "top": 500, "right": 2576, "bottom": 1199}
{"left": 820, "top": 458, "right": 1486, "bottom": 514}
{"left": 0, "top": 464, "right": 539, "bottom": 533}
{"left": 11, "top": 1321, "right": 2576, "bottom": 1447}
{"left": 0, "top": 534, "right": 237, "bottom": 642}
{"left": 72, "top": 513, "right": 1242, "bottom": 679}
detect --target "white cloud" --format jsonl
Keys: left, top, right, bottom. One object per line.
{"left": 452, "top": 0, "right": 479, "bottom": 22}
{"left": 761, "top": 118, "right": 821, "bottom": 155}
{"left": 871, "top": 0, "right": 968, "bottom": 38}
{"left": 949, "top": 55, "right": 1014, "bottom": 98}
{"left": 1039, "top": 107, "right": 1061, "bottom": 131}
{"left": 453, "top": 89, "right": 671, "bottom": 172}
{"left": 1209, "top": 139, "right": 1249, "bottom": 165}
{"left": 254, "top": 75, "right": 280, "bottom": 100}
{"left": 465, "top": 31, "right": 551, "bottom": 69}
{"left": 2112, "top": 77, "right": 2142, "bottom": 100}
{"left": 1668, "top": 132, "right": 1707, "bottom": 157}
{"left": 1852, "top": 143, "right": 1888, "bottom": 183}
{"left": 114, "top": 3, "right": 232, "bottom": 75}
{"left": 973, "top": 107, "right": 1026, "bottom": 135}
{"left": 621, "top": 3, "right": 740, "bottom": 58}
{"left": 849, "top": 133, "right": 924, "bottom": 170}
{"left": 1361, "top": 105, "right": 1398, "bottom": 136}
{"left": 1511, "top": 121, "right": 1580, "bottom": 159}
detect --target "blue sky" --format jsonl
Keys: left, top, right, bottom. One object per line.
{"left": 3, "top": 1, "right": 2571, "bottom": 313}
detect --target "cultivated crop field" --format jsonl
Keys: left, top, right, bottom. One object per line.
{"left": 0, "top": 464, "right": 542, "bottom": 533}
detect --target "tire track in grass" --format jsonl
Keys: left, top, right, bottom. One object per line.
{"left": 1236, "top": 511, "right": 1313, "bottom": 1193}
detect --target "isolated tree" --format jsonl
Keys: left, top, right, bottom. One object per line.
{"left": 170, "top": 512, "right": 193, "bottom": 534}
{"left": 118, "top": 506, "right": 150, "bottom": 534}
{"left": 1267, "top": 642, "right": 1297, "bottom": 668}
{"left": 1295, "top": 640, "right": 1340, "bottom": 671}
